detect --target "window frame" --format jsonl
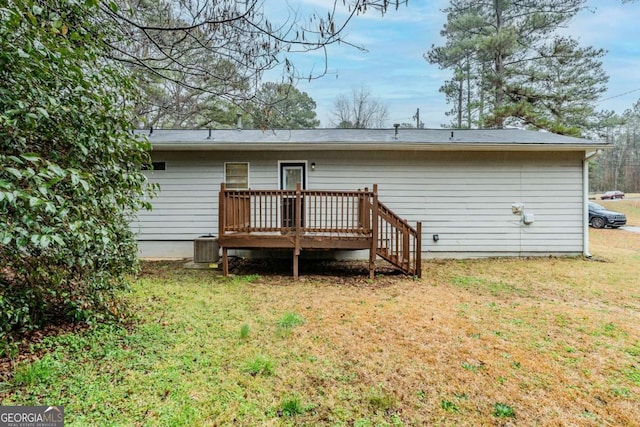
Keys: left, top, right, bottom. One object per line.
{"left": 224, "top": 162, "right": 250, "bottom": 189}
{"left": 142, "top": 161, "right": 166, "bottom": 171}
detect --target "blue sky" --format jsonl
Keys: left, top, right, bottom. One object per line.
{"left": 266, "top": 0, "right": 640, "bottom": 128}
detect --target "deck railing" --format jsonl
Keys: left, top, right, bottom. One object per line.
{"left": 219, "top": 183, "right": 421, "bottom": 277}
{"left": 220, "top": 183, "right": 374, "bottom": 235}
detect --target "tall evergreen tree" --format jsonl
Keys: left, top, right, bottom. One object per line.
{"left": 427, "top": 0, "right": 607, "bottom": 134}
{"left": 504, "top": 37, "right": 608, "bottom": 135}
{"left": 250, "top": 83, "right": 320, "bottom": 129}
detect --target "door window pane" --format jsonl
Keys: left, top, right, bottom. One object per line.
{"left": 284, "top": 167, "right": 303, "bottom": 190}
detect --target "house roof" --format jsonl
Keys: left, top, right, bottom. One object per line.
{"left": 138, "top": 128, "right": 610, "bottom": 152}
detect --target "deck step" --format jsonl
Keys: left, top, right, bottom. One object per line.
{"left": 376, "top": 247, "right": 414, "bottom": 276}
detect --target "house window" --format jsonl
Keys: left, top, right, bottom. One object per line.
{"left": 142, "top": 161, "right": 166, "bottom": 171}
{"left": 225, "top": 162, "right": 249, "bottom": 189}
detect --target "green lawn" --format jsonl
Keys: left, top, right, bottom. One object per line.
{"left": 2, "top": 229, "right": 640, "bottom": 426}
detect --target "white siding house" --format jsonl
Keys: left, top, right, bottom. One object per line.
{"left": 133, "top": 128, "right": 608, "bottom": 259}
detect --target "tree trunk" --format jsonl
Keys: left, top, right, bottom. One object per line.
{"left": 457, "top": 78, "right": 463, "bottom": 128}
{"left": 493, "top": 0, "right": 504, "bottom": 129}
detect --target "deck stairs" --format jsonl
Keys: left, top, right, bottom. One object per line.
{"left": 374, "top": 200, "right": 421, "bottom": 276}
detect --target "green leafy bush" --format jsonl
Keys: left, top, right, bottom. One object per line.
{"left": 0, "top": 0, "right": 153, "bottom": 340}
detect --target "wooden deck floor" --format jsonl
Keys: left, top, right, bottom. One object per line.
{"left": 220, "top": 231, "right": 372, "bottom": 250}
{"left": 218, "top": 184, "right": 421, "bottom": 279}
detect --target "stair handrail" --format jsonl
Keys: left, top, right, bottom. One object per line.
{"left": 375, "top": 198, "right": 422, "bottom": 278}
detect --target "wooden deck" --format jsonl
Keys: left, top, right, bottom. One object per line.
{"left": 218, "top": 183, "right": 421, "bottom": 279}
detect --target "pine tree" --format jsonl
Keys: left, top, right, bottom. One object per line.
{"left": 427, "top": 0, "right": 607, "bottom": 134}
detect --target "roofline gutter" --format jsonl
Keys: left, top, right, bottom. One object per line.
{"left": 583, "top": 149, "right": 604, "bottom": 257}
{"left": 149, "top": 142, "right": 611, "bottom": 152}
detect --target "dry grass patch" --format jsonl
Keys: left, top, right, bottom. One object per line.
{"left": 599, "top": 197, "right": 640, "bottom": 226}
{"left": 1, "top": 230, "right": 640, "bottom": 426}
{"left": 268, "top": 258, "right": 640, "bottom": 425}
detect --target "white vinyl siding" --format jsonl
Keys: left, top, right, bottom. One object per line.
{"left": 134, "top": 154, "right": 221, "bottom": 240}
{"left": 307, "top": 151, "right": 583, "bottom": 255}
{"left": 135, "top": 150, "right": 585, "bottom": 256}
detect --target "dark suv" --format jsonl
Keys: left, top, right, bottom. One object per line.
{"left": 588, "top": 202, "right": 626, "bottom": 228}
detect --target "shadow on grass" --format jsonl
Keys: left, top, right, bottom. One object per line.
{"left": 227, "top": 256, "right": 408, "bottom": 279}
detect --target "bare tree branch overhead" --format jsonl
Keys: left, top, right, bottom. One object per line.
{"left": 101, "top": 0, "right": 408, "bottom": 109}
{"left": 330, "top": 86, "right": 389, "bottom": 128}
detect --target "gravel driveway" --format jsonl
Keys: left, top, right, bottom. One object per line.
{"left": 622, "top": 226, "right": 640, "bottom": 233}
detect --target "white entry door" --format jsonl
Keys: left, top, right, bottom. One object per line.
{"left": 280, "top": 162, "right": 306, "bottom": 190}
{"left": 279, "top": 162, "right": 306, "bottom": 227}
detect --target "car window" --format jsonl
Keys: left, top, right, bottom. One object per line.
{"left": 589, "top": 202, "right": 605, "bottom": 210}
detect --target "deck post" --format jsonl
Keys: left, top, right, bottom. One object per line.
{"left": 219, "top": 183, "right": 226, "bottom": 237}
{"left": 222, "top": 247, "right": 229, "bottom": 276}
{"left": 416, "top": 221, "right": 422, "bottom": 278}
{"left": 293, "top": 182, "right": 302, "bottom": 280}
{"left": 362, "top": 187, "right": 370, "bottom": 231}
{"left": 293, "top": 252, "right": 299, "bottom": 279}
{"left": 369, "top": 184, "right": 379, "bottom": 279}
{"left": 403, "top": 222, "right": 410, "bottom": 269}
{"left": 219, "top": 183, "right": 228, "bottom": 276}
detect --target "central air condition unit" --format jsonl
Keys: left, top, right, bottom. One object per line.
{"left": 193, "top": 235, "right": 219, "bottom": 263}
